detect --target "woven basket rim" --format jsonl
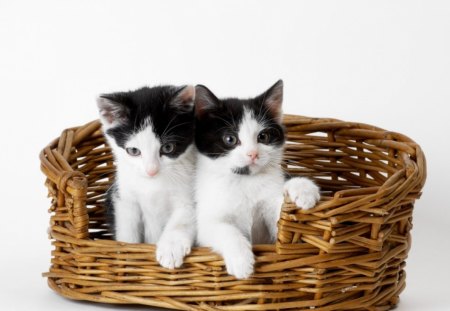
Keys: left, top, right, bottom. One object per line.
{"left": 40, "top": 114, "right": 425, "bottom": 205}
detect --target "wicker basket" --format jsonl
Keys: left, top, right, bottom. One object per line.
{"left": 40, "top": 114, "right": 426, "bottom": 311}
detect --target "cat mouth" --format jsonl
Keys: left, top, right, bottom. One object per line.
{"left": 232, "top": 166, "right": 251, "bottom": 175}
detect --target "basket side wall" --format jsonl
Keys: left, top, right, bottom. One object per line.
{"left": 41, "top": 116, "right": 426, "bottom": 311}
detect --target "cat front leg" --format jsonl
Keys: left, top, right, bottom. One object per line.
{"left": 261, "top": 195, "right": 284, "bottom": 243}
{"left": 155, "top": 204, "right": 195, "bottom": 269}
{"left": 261, "top": 178, "right": 320, "bottom": 243}
{"left": 284, "top": 177, "right": 320, "bottom": 210}
{"left": 197, "top": 221, "right": 255, "bottom": 279}
{"left": 114, "top": 196, "right": 142, "bottom": 244}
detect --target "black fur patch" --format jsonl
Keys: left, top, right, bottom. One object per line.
{"left": 194, "top": 86, "right": 285, "bottom": 159}
{"left": 283, "top": 171, "right": 293, "bottom": 181}
{"left": 105, "top": 182, "right": 118, "bottom": 239}
{"left": 232, "top": 166, "right": 250, "bottom": 175}
{"left": 101, "top": 86, "right": 195, "bottom": 158}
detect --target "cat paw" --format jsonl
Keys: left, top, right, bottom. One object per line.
{"left": 284, "top": 177, "right": 320, "bottom": 210}
{"left": 223, "top": 245, "right": 255, "bottom": 279}
{"left": 156, "top": 237, "right": 192, "bottom": 269}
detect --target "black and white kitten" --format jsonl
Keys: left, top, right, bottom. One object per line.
{"left": 97, "top": 85, "right": 196, "bottom": 269}
{"left": 194, "top": 80, "right": 320, "bottom": 279}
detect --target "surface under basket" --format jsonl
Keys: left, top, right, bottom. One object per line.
{"left": 40, "top": 114, "right": 426, "bottom": 311}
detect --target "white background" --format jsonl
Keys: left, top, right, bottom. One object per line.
{"left": 1, "top": 0, "right": 449, "bottom": 310}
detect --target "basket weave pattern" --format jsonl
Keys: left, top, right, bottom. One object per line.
{"left": 40, "top": 115, "right": 426, "bottom": 311}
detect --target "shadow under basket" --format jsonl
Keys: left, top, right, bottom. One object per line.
{"left": 40, "top": 115, "right": 426, "bottom": 311}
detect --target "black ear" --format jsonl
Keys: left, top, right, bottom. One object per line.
{"left": 194, "top": 85, "right": 220, "bottom": 119}
{"left": 96, "top": 94, "right": 130, "bottom": 128}
{"left": 170, "top": 85, "right": 195, "bottom": 112}
{"left": 261, "top": 79, "right": 283, "bottom": 122}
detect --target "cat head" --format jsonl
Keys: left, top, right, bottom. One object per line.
{"left": 97, "top": 85, "right": 195, "bottom": 178}
{"left": 194, "top": 80, "right": 285, "bottom": 175}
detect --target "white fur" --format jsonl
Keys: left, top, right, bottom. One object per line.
{"left": 195, "top": 110, "right": 320, "bottom": 279}
{"left": 284, "top": 177, "right": 320, "bottom": 209}
{"left": 102, "top": 118, "right": 196, "bottom": 269}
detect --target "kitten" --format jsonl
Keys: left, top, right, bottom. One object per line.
{"left": 194, "top": 80, "right": 320, "bottom": 279}
{"left": 97, "top": 85, "right": 196, "bottom": 269}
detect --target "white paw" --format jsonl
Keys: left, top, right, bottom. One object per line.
{"left": 156, "top": 237, "right": 192, "bottom": 269}
{"left": 223, "top": 244, "right": 255, "bottom": 279}
{"left": 284, "top": 177, "right": 320, "bottom": 210}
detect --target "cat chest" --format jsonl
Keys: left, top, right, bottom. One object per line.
{"left": 118, "top": 178, "right": 177, "bottom": 213}
{"left": 235, "top": 176, "right": 283, "bottom": 201}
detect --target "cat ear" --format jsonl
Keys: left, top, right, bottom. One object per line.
{"left": 96, "top": 95, "right": 129, "bottom": 128}
{"left": 194, "top": 85, "right": 220, "bottom": 119}
{"left": 170, "top": 85, "right": 195, "bottom": 112}
{"left": 261, "top": 79, "right": 283, "bottom": 122}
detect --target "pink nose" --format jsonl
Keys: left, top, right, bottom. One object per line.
{"left": 146, "top": 168, "right": 159, "bottom": 177}
{"left": 247, "top": 150, "right": 258, "bottom": 162}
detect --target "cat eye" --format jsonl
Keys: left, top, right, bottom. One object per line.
{"left": 126, "top": 147, "right": 141, "bottom": 156}
{"left": 223, "top": 134, "right": 238, "bottom": 146}
{"left": 161, "top": 143, "right": 175, "bottom": 154}
{"left": 257, "top": 130, "right": 271, "bottom": 144}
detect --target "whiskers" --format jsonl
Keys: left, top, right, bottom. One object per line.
{"left": 257, "top": 148, "right": 286, "bottom": 174}
{"left": 162, "top": 161, "right": 195, "bottom": 187}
